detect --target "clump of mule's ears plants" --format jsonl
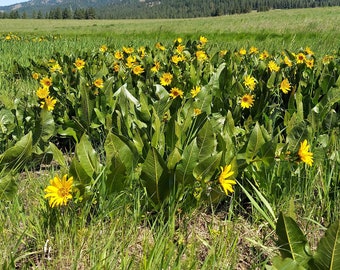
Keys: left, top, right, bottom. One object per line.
{"left": 1, "top": 36, "right": 339, "bottom": 269}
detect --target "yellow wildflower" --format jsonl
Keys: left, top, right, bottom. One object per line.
{"left": 174, "top": 37, "right": 183, "bottom": 43}
{"left": 133, "top": 65, "right": 145, "bottom": 75}
{"left": 268, "top": 60, "right": 280, "bottom": 72}
{"left": 196, "top": 50, "right": 208, "bottom": 61}
{"left": 151, "top": 61, "right": 161, "bottom": 73}
{"left": 194, "top": 108, "right": 202, "bottom": 116}
{"left": 32, "top": 72, "right": 39, "bottom": 80}
{"left": 249, "top": 46, "right": 259, "bottom": 54}
{"left": 322, "top": 55, "right": 334, "bottom": 65}
{"left": 138, "top": 46, "right": 146, "bottom": 58}
{"left": 219, "top": 165, "right": 236, "bottom": 196}
{"left": 176, "top": 44, "right": 185, "bottom": 54}
{"left": 36, "top": 87, "right": 49, "bottom": 99}
{"left": 171, "top": 55, "right": 183, "bottom": 64}
{"left": 190, "top": 86, "right": 201, "bottom": 98}
{"left": 199, "top": 36, "right": 208, "bottom": 45}
{"left": 305, "top": 47, "right": 314, "bottom": 56}
{"left": 284, "top": 56, "right": 293, "bottom": 67}
{"left": 40, "top": 77, "right": 52, "bottom": 88}
{"left": 240, "top": 94, "right": 254, "bottom": 109}
{"left": 296, "top": 53, "right": 306, "bottom": 64}
{"left": 243, "top": 75, "right": 257, "bottom": 91}
{"left": 74, "top": 58, "right": 85, "bottom": 70}
{"left": 280, "top": 78, "right": 291, "bottom": 94}
{"left": 160, "top": 72, "right": 173, "bottom": 86}
{"left": 298, "top": 140, "right": 313, "bottom": 166}
{"left": 220, "top": 50, "right": 228, "bottom": 56}
{"left": 44, "top": 174, "right": 73, "bottom": 208}
{"left": 123, "top": 46, "right": 134, "bottom": 54}
{"left": 239, "top": 48, "right": 247, "bottom": 55}
{"left": 40, "top": 96, "right": 57, "bottom": 111}
{"left": 93, "top": 78, "right": 104, "bottom": 89}
{"left": 155, "top": 42, "right": 166, "bottom": 51}
{"left": 114, "top": 50, "right": 124, "bottom": 60}
{"left": 50, "top": 63, "right": 63, "bottom": 73}
{"left": 305, "top": 58, "right": 314, "bottom": 69}
{"left": 113, "top": 63, "right": 120, "bottom": 72}
{"left": 100, "top": 45, "right": 108, "bottom": 52}
{"left": 169, "top": 87, "right": 184, "bottom": 99}
{"left": 259, "top": 50, "right": 269, "bottom": 60}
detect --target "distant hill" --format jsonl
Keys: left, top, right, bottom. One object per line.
{"left": 1, "top": 0, "right": 340, "bottom": 19}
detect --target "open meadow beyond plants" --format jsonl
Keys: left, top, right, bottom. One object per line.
{"left": 0, "top": 7, "right": 339, "bottom": 269}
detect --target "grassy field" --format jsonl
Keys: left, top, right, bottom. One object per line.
{"left": 1, "top": 7, "right": 340, "bottom": 53}
{"left": 0, "top": 7, "right": 340, "bottom": 269}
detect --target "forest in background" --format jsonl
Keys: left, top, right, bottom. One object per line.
{"left": 1, "top": 0, "right": 340, "bottom": 19}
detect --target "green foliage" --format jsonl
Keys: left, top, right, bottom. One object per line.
{"left": 1, "top": 33, "right": 339, "bottom": 214}
{"left": 0, "top": 11, "right": 340, "bottom": 269}
{"left": 276, "top": 213, "right": 312, "bottom": 267}
{"left": 269, "top": 213, "right": 340, "bottom": 270}
{"left": 312, "top": 220, "right": 340, "bottom": 270}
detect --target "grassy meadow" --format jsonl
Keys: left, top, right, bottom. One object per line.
{"left": 0, "top": 7, "right": 340, "bottom": 269}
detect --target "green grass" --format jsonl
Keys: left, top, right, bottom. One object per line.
{"left": 1, "top": 171, "right": 255, "bottom": 269}
{"left": 1, "top": 7, "right": 340, "bottom": 54}
{"left": 0, "top": 7, "right": 339, "bottom": 269}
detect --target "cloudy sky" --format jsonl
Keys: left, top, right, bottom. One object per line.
{"left": 0, "top": 0, "right": 27, "bottom": 6}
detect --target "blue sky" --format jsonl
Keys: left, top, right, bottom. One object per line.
{"left": 0, "top": 0, "right": 27, "bottom": 6}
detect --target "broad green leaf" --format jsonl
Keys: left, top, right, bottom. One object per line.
{"left": 225, "top": 110, "right": 235, "bottom": 136}
{"left": 104, "top": 132, "right": 137, "bottom": 172}
{"left": 57, "top": 126, "right": 79, "bottom": 143}
{"left": 153, "top": 89, "right": 172, "bottom": 118}
{"left": 0, "top": 132, "right": 32, "bottom": 171}
{"left": 269, "top": 256, "right": 307, "bottom": 270}
{"left": 154, "top": 84, "right": 170, "bottom": 101}
{"left": 114, "top": 83, "right": 140, "bottom": 107}
{"left": 79, "top": 78, "right": 95, "bottom": 130}
{"left": 276, "top": 212, "right": 312, "bottom": 267}
{"left": 218, "top": 64, "right": 232, "bottom": 92}
{"left": 165, "top": 116, "right": 179, "bottom": 151}
{"left": 312, "top": 220, "right": 340, "bottom": 270}
{"left": 312, "top": 86, "right": 340, "bottom": 121}
{"left": 69, "top": 157, "right": 92, "bottom": 185}
{"left": 295, "top": 88, "right": 304, "bottom": 122}
{"left": 286, "top": 120, "right": 308, "bottom": 151}
{"left": 245, "top": 122, "right": 266, "bottom": 163}
{"left": 257, "top": 140, "right": 276, "bottom": 166}
{"left": 48, "top": 142, "right": 67, "bottom": 169}
{"left": 193, "top": 152, "right": 222, "bottom": 183}
{"left": 195, "top": 85, "right": 212, "bottom": 114}
{"left": 94, "top": 108, "right": 106, "bottom": 126}
{"left": 196, "top": 120, "right": 216, "bottom": 160}
{"left": 209, "top": 63, "right": 226, "bottom": 93}
{"left": 113, "top": 84, "right": 140, "bottom": 138}
{"left": 151, "top": 108, "right": 164, "bottom": 153}
{"left": 176, "top": 138, "right": 199, "bottom": 185}
{"left": 105, "top": 157, "right": 127, "bottom": 193}
{"left": 267, "top": 72, "right": 276, "bottom": 89}
{"left": 137, "top": 92, "right": 151, "bottom": 122}
{"left": 0, "top": 173, "right": 18, "bottom": 200}
{"left": 0, "top": 108, "right": 15, "bottom": 134}
{"left": 140, "top": 147, "right": 169, "bottom": 204}
{"left": 75, "top": 135, "right": 100, "bottom": 178}
{"left": 33, "top": 109, "right": 55, "bottom": 144}
{"left": 167, "top": 147, "right": 182, "bottom": 170}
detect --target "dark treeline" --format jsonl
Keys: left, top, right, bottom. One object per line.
{"left": 0, "top": 0, "right": 340, "bottom": 19}
{"left": 0, "top": 7, "right": 96, "bottom": 19}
